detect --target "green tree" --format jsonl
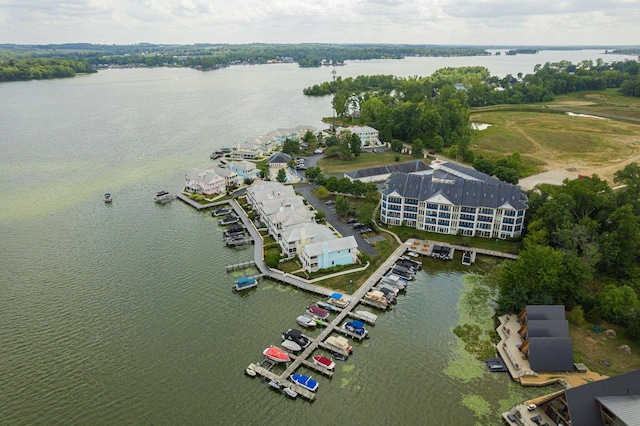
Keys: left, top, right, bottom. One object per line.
{"left": 412, "top": 138, "right": 424, "bottom": 158}
{"left": 316, "top": 185, "right": 330, "bottom": 199}
{"left": 390, "top": 139, "right": 403, "bottom": 152}
{"left": 276, "top": 168, "right": 287, "bottom": 183}
{"left": 304, "top": 166, "right": 322, "bottom": 181}
{"left": 357, "top": 202, "right": 376, "bottom": 226}
{"left": 598, "top": 285, "right": 640, "bottom": 325}
{"left": 349, "top": 133, "right": 362, "bottom": 157}
{"left": 282, "top": 138, "right": 300, "bottom": 155}
{"left": 335, "top": 195, "right": 350, "bottom": 216}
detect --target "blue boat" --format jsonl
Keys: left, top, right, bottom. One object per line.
{"left": 233, "top": 276, "right": 257, "bottom": 291}
{"left": 344, "top": 320, "right": 368, "bottom": 338}
{"left": 290, "top": 374, "right": 318, "bottom": 392}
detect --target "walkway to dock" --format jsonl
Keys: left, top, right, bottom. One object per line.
{"left": 406, "top": 238, "right": 519, "bottom": 261}
{"left": 176, "top": 193, "right": 229, "bottom": 210}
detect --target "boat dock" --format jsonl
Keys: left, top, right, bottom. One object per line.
{"left": 346, "top": 311, "right": 376, "bottom": 325}
{"left": 245, "top": 363, "right": 317, "bottom": 401}
{"left": 226, "top": 260, "right": 256, "bottom": 272}
{"left": 406, "top": 238, "right": 519, "bottom": 262}
{"left": 246, "top": 242, "right": 410, "bottom": 400}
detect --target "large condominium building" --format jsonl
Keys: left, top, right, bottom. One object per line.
{"left": 380, "top": 161, "right": 528, "bottom": 239}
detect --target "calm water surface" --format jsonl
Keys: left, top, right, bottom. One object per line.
{"left": 0, "top": 50, "right": 624, "bottom": 424}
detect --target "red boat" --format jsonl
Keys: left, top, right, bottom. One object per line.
{"left": 263, "top": 345, "right": 291, "bottom": 363}
{"left": 306, "top": 303, "right": 330, "bottom": 320}
{"left": 313, "top": 355, "right": 336, "bottom": 370}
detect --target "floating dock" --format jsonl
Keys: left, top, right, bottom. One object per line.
{"left": 226, "top": 260, "right": 256, "bottom": 272}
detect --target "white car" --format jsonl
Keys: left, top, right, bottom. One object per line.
{"left": 314, "top": 149, "right": 323, "bottom": 154}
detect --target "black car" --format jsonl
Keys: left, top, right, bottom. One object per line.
{"left": 346, "top": 218, "right": 358, "bottom": 224}
{"left": 352, "top": 223, "right": 365, "bottom": 229}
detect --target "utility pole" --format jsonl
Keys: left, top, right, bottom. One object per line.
{"left": 331, "top": 68, "right": 337, "bottom": 133}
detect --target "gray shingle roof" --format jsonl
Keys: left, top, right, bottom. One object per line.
{"left": 268, "top": 152, "right": 292, "bottom": 164}
{"left": 526, "top": 305, "right": 566, "bottom": 321}
{"left": 381, "top": 169, "right": 528, "bottom": 210}
{"left": 565, "top": 369, "right": 640, "bottom": 426}
{"left": 346, "top": 160, "right": 430, "bottom": 180}
{"left": 527, "top": 320, "right": 569, "bottom": 338}
{"left": 303, "top": 236, "right": 358, "bottom": 257}
{"left": 528, "top": 337, "right": 574, "bottom": 372}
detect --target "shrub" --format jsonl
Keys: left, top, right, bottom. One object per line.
{"left": 566, "top": 306, "right": 586, "bottom": 326}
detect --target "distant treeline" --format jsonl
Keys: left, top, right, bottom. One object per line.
{"left": 0, "top": 43, "right": 491, "bottom": 81}
{"left": 0, "top": 58, "right": 95, "bottom": 82}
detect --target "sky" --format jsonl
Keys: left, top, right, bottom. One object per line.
{"left": 1, "top": 0, "right": 639, "bottom": 46}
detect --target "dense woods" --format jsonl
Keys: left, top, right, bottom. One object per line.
{"left": 0, "top": 58, "right": 95, "bottom": 81}
{"left": 491, "top": 164, "right": 640, "bottom": 341}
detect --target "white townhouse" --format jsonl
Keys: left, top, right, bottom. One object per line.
{"left": 184, "top": 168, "right": 226, "bottom": 196}
{"left": 380, "top": 161, "right": 528, "bottom": 239}
{"left": 337, "top": 125, "right": 380, "bottom": 146}
{"left": 245, "top": 181, "right": 359, "bottom": 272}
{"left": 214, "top": 166, "right": 240, "bottom": 188}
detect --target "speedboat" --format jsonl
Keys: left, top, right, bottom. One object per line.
{"left": 103, "top": 193, "right": 113, "bottom": 203}
{"left": 290, "top": 374, "right": 318, "bottom": 392}
{"left": 282, "top": 328, "right": 310, "bottom": 349}
{"left": 212, "top": 207, "right": 232, "bottom": 216}
{"left": 327, "top": 292, "right": 349, "bottom": 308}
{"left": 462, "top": 251, "right": 472, "bottom": 266}
{"left": 218, "top": 215, "right": 239, "bottom": 226}
{"left": 262, "top": 345, "right": 291, "bottom": 363}
{"left": 306, "top": 303, "right": 330, "bottom": 320}
{"left": 315, "top": 301, "right": 342, "bottom": 312}
{"left": 313, "top": 355, "right": 335, "bottom": 370}
{"left": 344, "top": 320, "right": 369, "bottom": 338}
{"left": 281, "top": 340, "right": 302, "bottom": 352}
{"left": 296, "top": 315, "right": 316, "bottom": 328}
{"left": 331, "top": 352, "right": 346, "bottom": 361}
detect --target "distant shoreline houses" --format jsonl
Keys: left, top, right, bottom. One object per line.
{"left": 230, "top": 125, "right": 317, "bottom": 160}
{"left": 335, "top": 125, "right": 381, "bottom": 146}
{"left": 379, "top": 160, "right": 528, "bottom": 240}
{"left": 246, "top": 181, "right": 358, "bottom": 273}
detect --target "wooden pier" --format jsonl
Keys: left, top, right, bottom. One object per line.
{"left": 346, "top": 311, "right": 377, "bottom": 325}
{"left": 226, "top": 260, "right": 256, "bottom": 272}
{"left": 245, "top": 363, "right": 317, "bottom": 401}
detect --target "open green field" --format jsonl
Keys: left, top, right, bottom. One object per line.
{"left": 317, "top": 150, "right": 414, "bottom": 174}
{"left": 547, "top": 89, "right": 640, "bottom": 120}
{"left": 470, "top": 107, "right": 640, "bottom": 180}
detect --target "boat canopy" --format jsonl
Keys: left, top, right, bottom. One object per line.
{"left": 331, "top": 292, "right": 343, "bottom": 299}
{"left": 348, "top": 320, "right": 365, "bottom": 329}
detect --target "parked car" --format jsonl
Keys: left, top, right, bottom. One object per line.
{"left": 346, "top": 218, "right": 358, "bottom": 224}
{"left": 352, "top": 223, "right": 365, "bottom": 229}
{"left": 359, "top": 228, "right": 373, "bottom": 234}
{"left": 325, "top": 200, "right": 335, "bottom": 205}
{"left": 314, "top": 148, "right": 323, "bottom": 154}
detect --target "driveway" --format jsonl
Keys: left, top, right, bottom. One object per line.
{"left": 296, "top": 184, "right": 378, "bottom": 256}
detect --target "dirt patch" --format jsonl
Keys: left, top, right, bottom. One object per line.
{"left": 555, "top": 101, "right": 596, "bottom": 106}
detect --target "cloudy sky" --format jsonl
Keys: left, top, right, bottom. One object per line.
{"left": 1, "top": 0, "right": 639, "bottom": 46}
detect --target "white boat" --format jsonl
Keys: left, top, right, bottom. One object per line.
{"left": 283, "top": 387, "right": 298, "bottom": 399}
{"left": 296, "top": 315, "right": 316, "bottom": 328}
{"left": 354, "top": 310, "right": 378, "bottom": 323}
{"left": 154, "top": 190, "right": 173, "bottom": 204}
{"left": 281, "top": 340, "right": 302, "bottom": 352}
{"left": 406, "top": 251, "right": 420, "bottom": 258}
{"left": 103, "top": 193, "right": 113, "bottom": 203}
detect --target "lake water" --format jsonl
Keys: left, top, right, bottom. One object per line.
{"left": 0, "top": 49, "right": 629, "bottom": 424}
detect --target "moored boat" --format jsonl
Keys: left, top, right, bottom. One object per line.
{"left": 296, "top": 315, "right": 316, "bottom": 328}
{"left": 218, "top": 215, "right": 239, "bottom": 226}
{"left": 327, "top": 292, "right": 349, "bottom": 308}
{"left": 343, "top": 320, "right": 369, "bottom": 338}
{"left": 315, "top": 301, "right": 342, "bottom": 312}
{"left": 262, "top": 345, "right": 291, "bottom": 363}
{"left": 462, "top": 251, "right": 472, "bottom": 266}
{"left": 233, "top": 276, "right": 257, "bottom": 291}
{"left": 290, "top": 374, "right": 318, "bottom": 392}
{"left": 354, "top": 310, "right": 378, "bottom": 323}
{"left": 324, "top": 335, "right": 352, "bottom": 354}
{"left": 282, "top": 328, "right": 310, "bottom": 349}
{"left": 103, "top": 193, "right": 113, "bottom": 203}
{"left": 281, "top": 340, "right": 302, "bottom": 352}
{"left": 331, "top": 352, "right": 346, "bottom": 361}
{"left": 312, "top": 355, "right": 335, "bottom": 370}
{"left": 212, "top": 207, "right": 232, "bottom": 216}
{"left": 154, "top": 190, "right": 173, "bottom": 204}
{"left": 306, "top": 303, "right": 330, "bottom": 320}
{"left": 283, "top": 387, "right": 298, "bottom": 399}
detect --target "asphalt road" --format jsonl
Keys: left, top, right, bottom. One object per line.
{"left": 295, "top": 183, "right": 378, "bottom": 256}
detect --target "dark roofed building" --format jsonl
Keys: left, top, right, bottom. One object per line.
{"left": 267, "top": 152, "right": 293, "bottom": 167}
{"left": 535, "top": 369, "right": 640, "bottom": 426}
{"left": 523, "top": 305, "right": 566, "bottom": 321}
{"left": 379, "top": 160, "right": 527, "bottom": 239}
{"left": 527, "top": 337, "right": 574, "bottom": 372}
{"left": 344, "top": 160, "right": 430, "bottom": 183}
{"left": 525, "top": 320, "right": 569, "bottom": 338}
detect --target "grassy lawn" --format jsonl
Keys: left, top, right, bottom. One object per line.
{"left": 570, "top": 322, "right": 640, "bottom": 376}
{"left": 318, "top": 151, "right": 415, "bottom": 174}
{"left": 470, "top": 108, "right": 640, "bottom": 178}
{"left": 547, "top": 89, "right": 640, "bottom": 120}
{"left": 388, "top": 225, "right": 522, "bottom": 253}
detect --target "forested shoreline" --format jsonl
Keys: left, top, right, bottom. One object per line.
{"left": 0, "top": 43, "right": 488, "bottom": 82}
